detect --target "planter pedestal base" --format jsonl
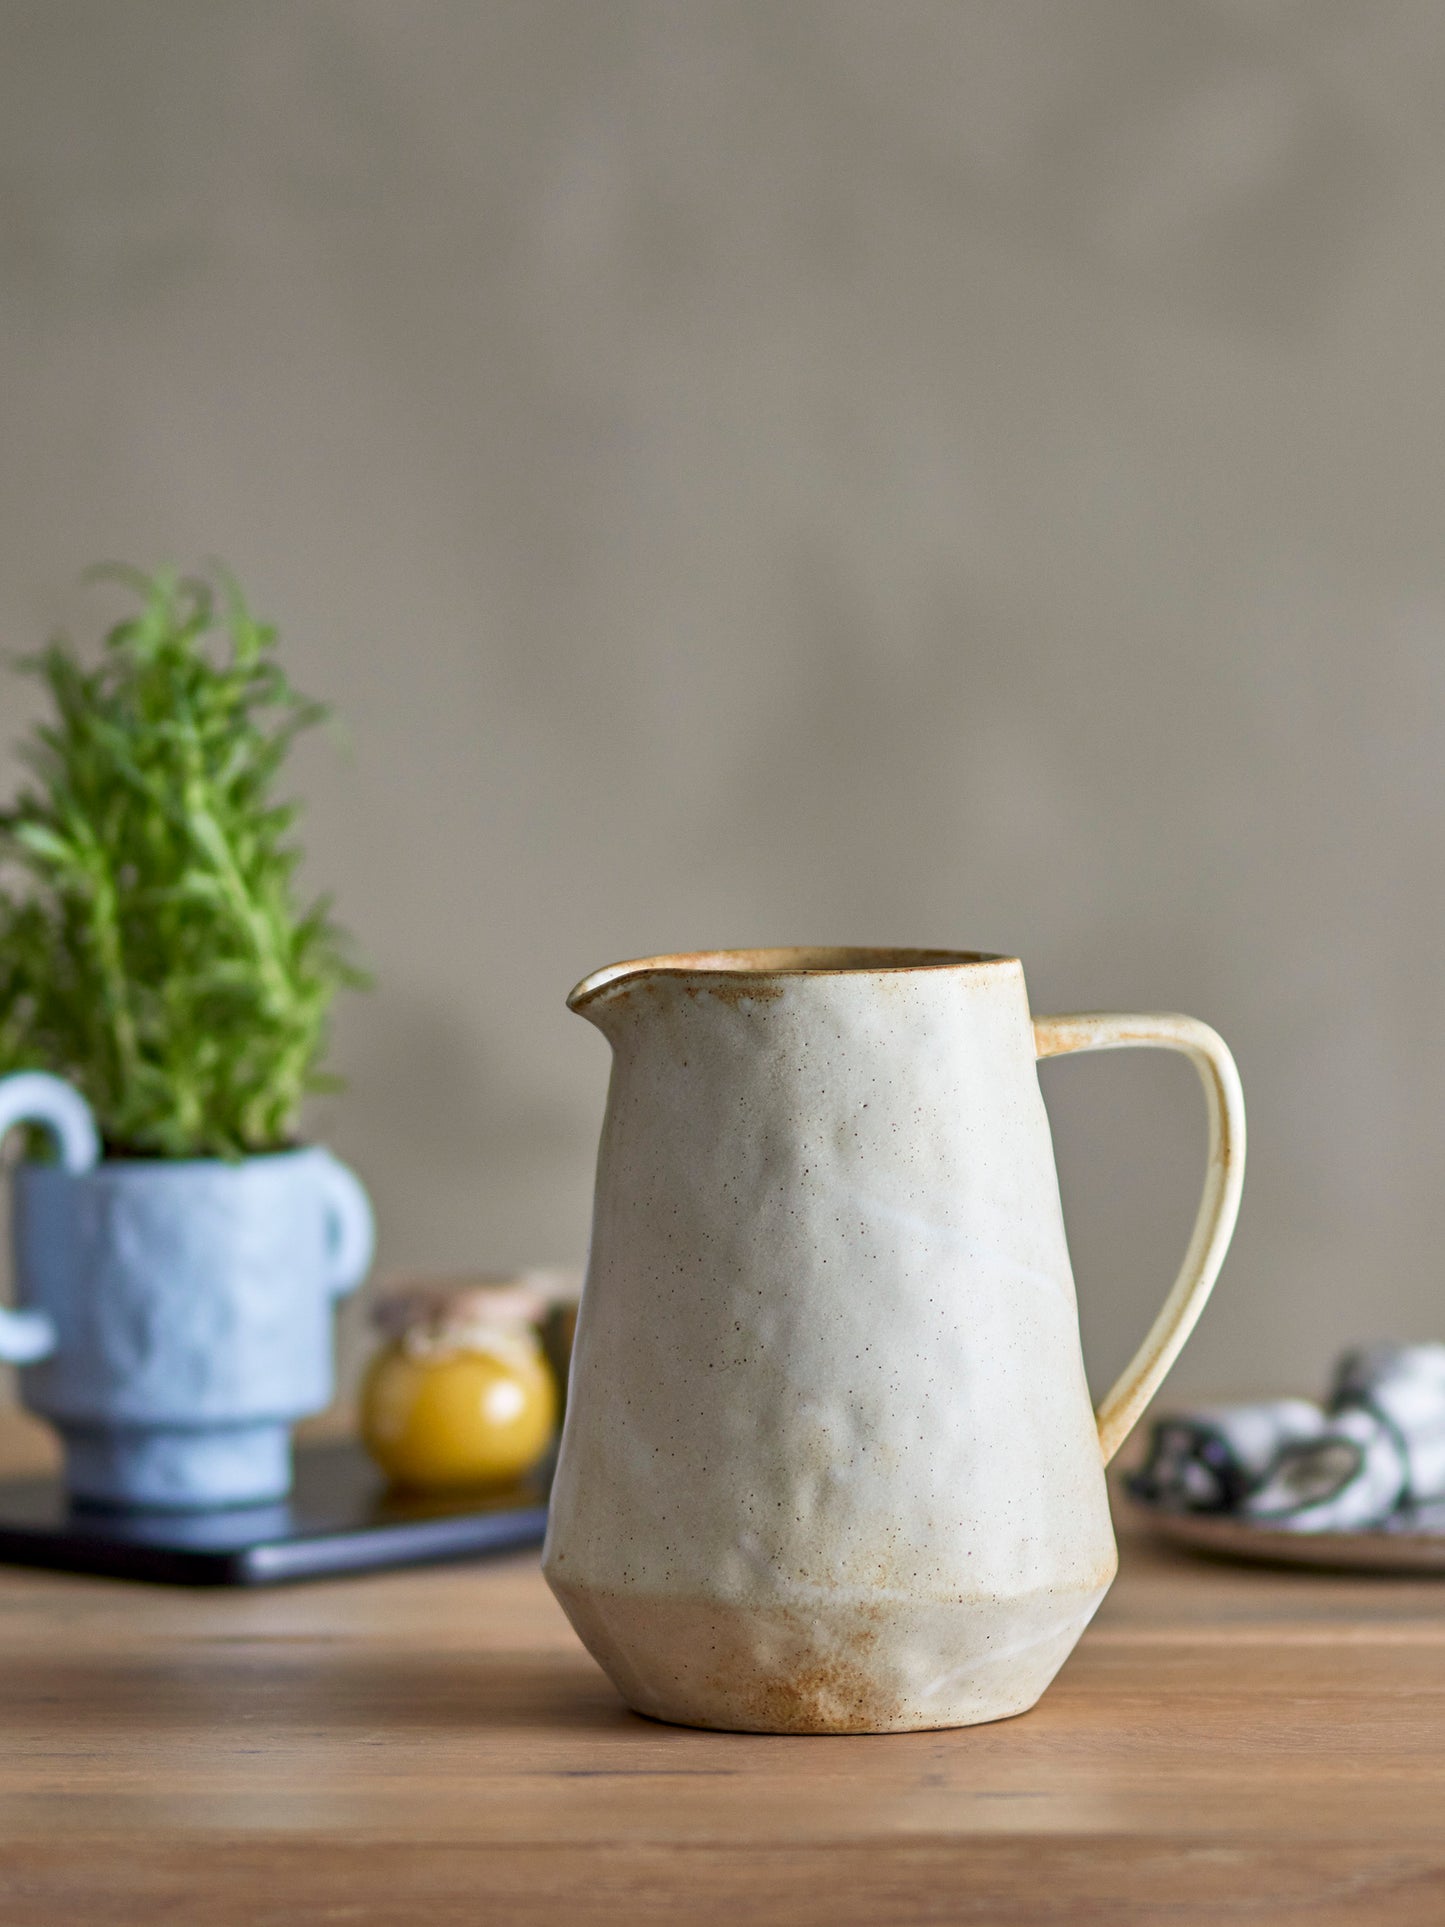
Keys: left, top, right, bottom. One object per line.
{"left": 61, "top": 1422, "right": 293, "bottom": 1511}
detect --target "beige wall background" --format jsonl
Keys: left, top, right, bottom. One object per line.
{"left": 1, "top": 0, "right": 1442, "bottom": 1403}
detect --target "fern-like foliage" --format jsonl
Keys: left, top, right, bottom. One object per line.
{"left": 0, "top": 565, "right": 366, "bottom": 1157}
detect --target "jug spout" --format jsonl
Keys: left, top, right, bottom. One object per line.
{"left": 569, "top": 951, "right": 781, "bottom": 1015}
{"left": 568, "top": 950, "right": 791, "bottom": 1039}
{"left": 566, "top": 956, "right": 669, "bottom": 1030}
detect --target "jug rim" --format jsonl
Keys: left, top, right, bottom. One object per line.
{"left": 569, "top": 948, "right": 1018, "bottom": 1010}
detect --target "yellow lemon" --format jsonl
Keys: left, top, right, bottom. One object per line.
{"left": 361, "top": 1334, "right": 557, "bottom": 1490}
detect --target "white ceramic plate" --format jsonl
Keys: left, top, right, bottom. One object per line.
{"left": 1126, "top": 1497, "right": 1445, "bottom": 1575}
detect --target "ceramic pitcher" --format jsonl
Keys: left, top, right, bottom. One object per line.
{"left": 544, "top": 948, "right": 1245, "bottom": 1734}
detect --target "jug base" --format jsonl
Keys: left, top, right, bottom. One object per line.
{"left": 548, "top": 1573, "right": 1112, "bottom": 1736}
{"left": 625, "top": 1689, "right": 1047, "bottom": 1736}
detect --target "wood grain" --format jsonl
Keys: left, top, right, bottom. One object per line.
{"left": 0, "top": 1409, "right": 1441, "bottom": 1924}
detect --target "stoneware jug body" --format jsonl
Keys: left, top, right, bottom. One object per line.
{"left": 544, "top": 949, "right": 1244, "bottom": 1733}
{"left": 0, "top": 1071, "right": 374, "bottom": 1510}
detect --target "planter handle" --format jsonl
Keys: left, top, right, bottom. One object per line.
{"left": 0, "top": 1072, "right": 100, "bottom": 1365}
{"left": 316, "top": 1151, "right": 375, "bottom": 1299}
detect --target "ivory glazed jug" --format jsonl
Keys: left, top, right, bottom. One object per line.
{"left": 544, "top": 949, "right": 1245, "bottom": 1733}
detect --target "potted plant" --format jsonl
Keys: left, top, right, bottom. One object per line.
{"left": 0, "top": 566, "right": 373, "bottom": 1509}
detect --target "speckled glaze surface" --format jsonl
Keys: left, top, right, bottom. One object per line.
{"left": 544, "top": 949, "right": 1245, "bottom": 1734}
{"left": 0, "top": 1072, "right": 374, "bottom": 1510}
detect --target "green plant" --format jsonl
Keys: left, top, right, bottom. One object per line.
{"left": 0, "top": 564, "right": 366, "bottom": 1158}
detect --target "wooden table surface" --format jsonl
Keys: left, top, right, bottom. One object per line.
{"left": 0, "top": 1409, "right": 1442, "bottom": 1926}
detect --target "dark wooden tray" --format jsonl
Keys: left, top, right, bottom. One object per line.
{"left": 0, "top": 1440, "right": 549, "bottom": 1586}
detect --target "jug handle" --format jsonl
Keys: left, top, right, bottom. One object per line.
{"left": 1032, "top": 1013, "right": 1246, "bottom": 1465}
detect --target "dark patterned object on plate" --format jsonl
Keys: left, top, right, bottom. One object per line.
{"left": 1128, "top": 1398, "right": 1325, "bottom": 1512}
{"left": 1129, "top": 1343, "right": 1445, "bottom": 1533}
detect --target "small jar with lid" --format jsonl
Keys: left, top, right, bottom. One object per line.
{"left": 360, "top": 1275, "right": 565, "bottom": 1492}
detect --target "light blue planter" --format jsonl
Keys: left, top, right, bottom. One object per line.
{"left": 0, "top": 1072, "right": 373, "bottom": 1510}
